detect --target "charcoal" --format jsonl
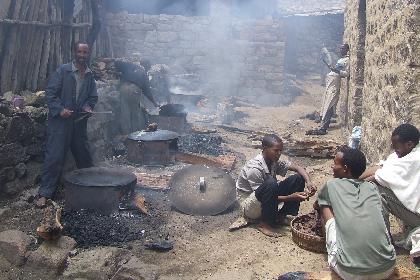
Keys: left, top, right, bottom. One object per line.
{"left": 178, "top": 134, "right": 224, "bottom": 156}
{"left": 61, "top": 208, "right": 165, "bottom": 249}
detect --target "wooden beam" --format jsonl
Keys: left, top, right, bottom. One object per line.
{"left": 0, "top": 19, "right": 91, "bottom": 28}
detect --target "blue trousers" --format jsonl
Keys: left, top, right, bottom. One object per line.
{"left": 255, "top": 174, "right": 305, "bottom": 224}
{"left": 39, "top": 117, "right": 93, "bottom": 198}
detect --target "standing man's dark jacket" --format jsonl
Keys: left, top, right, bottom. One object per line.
{"left": 39, "top": 62, "right": 98, "bottom": 199}
{"left": 46, "top": 62, "right": 98, "bottom": 118}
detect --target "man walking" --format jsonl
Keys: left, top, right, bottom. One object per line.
{"left": 36, "top": 42, "right": 98, "bottom": 207}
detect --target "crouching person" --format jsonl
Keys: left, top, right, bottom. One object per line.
{"left": 234, "top": 134, "right": 316, "bottom": 237}
{"left": 360, "top": 123, "right": 420, "bottom": 266}
{"left": 316, "top": 146, "right": 396, "bottom": 279}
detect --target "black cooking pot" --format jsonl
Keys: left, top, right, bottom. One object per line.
{"left": 159, "top": 104, "right": 186, "bottom": 117}
{"left": 64, "top": 167, "right": 137, "bottom": 214}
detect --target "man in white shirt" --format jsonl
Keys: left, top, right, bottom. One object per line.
{"left": 360, "top": 123, "right": 420, "bottom": 265}
{"left": 234, "top": 134, "right": 316, "bottom": 237}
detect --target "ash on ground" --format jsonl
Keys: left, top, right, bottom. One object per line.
{"left": 178, "top": 134, "right": 225, "bottom": 156}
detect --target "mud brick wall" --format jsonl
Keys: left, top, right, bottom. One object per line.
{"left": 105, "top": 13, "right": 285, "bottom": 96}
{"left": 343, "top": 0, "right": 420, "bottom": 162}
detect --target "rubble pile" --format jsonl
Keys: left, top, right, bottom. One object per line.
{"left": 0, "top": 91, "right": 48, "bottom": 197}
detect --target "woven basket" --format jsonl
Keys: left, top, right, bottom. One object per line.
{"left": 291, "top": 214, "right": 326, "bottom": 254}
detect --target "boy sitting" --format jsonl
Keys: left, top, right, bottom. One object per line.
{"left": 316, "top": 146, "right": 396, "bottom": 279}
{"left": 234, "top": 134, "right": 315, "bottom": 237}
{"left": 360, "top": 123, "right": 420, "bottom": 266}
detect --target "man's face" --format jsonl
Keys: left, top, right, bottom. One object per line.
{"left": 332, "top": 152, "right": 348, "bottom": 178}
{"left": 263, "top": 141, "right": 283, "bottom": 163}
{"left": 75, "top": 44, "right": 89, "bottom": 65}
{"left": 339, "top": 44, "right": 349, "bottom": 56}
{"left": 391, "top": 135, "right": 414, "bottom": 158}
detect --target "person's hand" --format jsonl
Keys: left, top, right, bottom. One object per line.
{"left": 60, "top": 108, "right": 73, "bottom": 118}
{"left": 288, "top": 192, "right": 309, "bottom": 202}
{"left": 306, "top": 184, "right": 317, "bottom": 197}
{"left": 83, "top": 106, "right": 93, "bottom": 113}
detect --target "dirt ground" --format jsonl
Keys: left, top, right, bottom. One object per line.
{"left": 0, "top": 77, "right": 413, "bottom": 279}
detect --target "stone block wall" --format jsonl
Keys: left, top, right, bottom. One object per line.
{"left": 344, "top": 0, "right": 420, "bottom": 162}
{"left": 105, "top": 12, "right": 285, "bottom": 96}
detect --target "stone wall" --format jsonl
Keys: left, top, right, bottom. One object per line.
{"left": 105, "top": 12, "right": 285, "bottom": 96}
{"left": 343, "top": 0, "right": 420, "bottom": 162}
{"left": 284, "top": 13, "right": 344, "bottom": 78}
{"left": 0, "top": 93, "right": 47, "bottom": 197}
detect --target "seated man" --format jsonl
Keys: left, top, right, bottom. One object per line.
{"left": 235, "top": 134, "right": 315, "bottom": 237}
{"left": 360, "top": 123, "right": 420, "bottom": 265}
{"left": 316, "top": 146, "right": 396, "bottom": 279}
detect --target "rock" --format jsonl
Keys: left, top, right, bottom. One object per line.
{"left": 6, "top": 114, "right": 34, "bottom": 144}
{"left": 63, "top": 247, "right": 129, "bottom": 280}
{"left": 25, "top": 142, "right": 45, "bottom": 158}
{"left": 2, "top": 91, "right": 13, "bottom": 102}
{"left": 0, "top": 207, "right": 11, "bottom": 218}
{"left": 113, "top": 256, "right": 159, "bottom": 280}
{"left": 0, "top": 103, "right": 13, "bottom": 117}
{"left": 0, "top": 166, "right": 16, "bottom": 183}
{"left": 26, "top": 236, "right": 76, "bottom": 275}
{"left": 20, "top": 187, "right": 38, "bottom": 203}
{"left": 15, "top": 163, "right": 27, "bottom": 178}
{"left": 0, "top": 230, "right": 31, "bottom": 266}
{"left": 2, "top": 173, "right": 37, "bottom": 197}
{"left": 0, "top": 142, "right": 28, "bottom": 168}
{"left": 24, "top": 106, "right": 48, "bottom": 123}
{"left": 33, "top": 122, "right": 47, "bottom": 139}
{"left": 21, "top": 91, "right": 46, "bottom": 107}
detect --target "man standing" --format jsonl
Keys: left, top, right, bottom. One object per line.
{"left": 232, "top": 134, "right": 316, "bottom": 237}
{"left": 307, "top": 43, "right": 350, "bottom": 135}
{"left": 36, "top": 42, "right": 98, "bottom": 207}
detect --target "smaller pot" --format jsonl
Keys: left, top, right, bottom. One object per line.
{"left": 159, "top": 104, "right": 186, "bottom": 117}
{"left": 126, "top": 129, "right": 179, "bottom": 165}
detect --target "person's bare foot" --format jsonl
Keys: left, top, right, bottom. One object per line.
{"left": 35, "top": 196, "right": 47, "bottom": 208}
{"left": 257, "top": 222, "right": 282, "bottom": 237}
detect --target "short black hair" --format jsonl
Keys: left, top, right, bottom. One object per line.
{"left": 338, "top": 146, "right": 366, "bottom": 178}
{"left": 73, "top": 41, "right": 89, "bottom": 51}
{"left": 262, "top": 134, "right": 282, "bottom": 148}
{"left": 392, "top": 123, "right": 420, "bottom": 145}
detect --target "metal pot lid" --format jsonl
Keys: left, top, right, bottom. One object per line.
{"left": 64, "top": 167, "right": 137, "bottom": 188}
{"left": 169, "top": 165, "right": 236, "bottom": 216}
{"left": 128, "top": 129, "right": 179, "bottom": 141}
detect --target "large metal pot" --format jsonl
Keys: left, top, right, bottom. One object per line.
{"left": 64, "top": 167, "right": 137, "bottom": 214}
{"left": 169, "top": 165, "right": 237, "bottom": 216}
{"left": 125, "top": 129, "right": 179, "bottom": 165}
